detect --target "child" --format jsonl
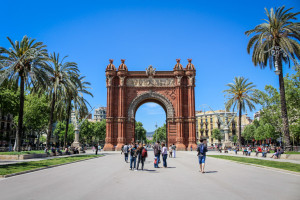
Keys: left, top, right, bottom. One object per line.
{"left": 154, "top": 157, "right": 158, "bottom": 168}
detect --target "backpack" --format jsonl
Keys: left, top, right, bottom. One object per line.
{"left": 142, "top": 148, "right": 147, "bottom": 157}
{"left": 199, "top": 144, "right": 204, "bottom": 154}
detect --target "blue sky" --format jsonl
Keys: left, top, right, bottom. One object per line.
{"left": 1, "top": 0, "right": 299, "bottom": 132}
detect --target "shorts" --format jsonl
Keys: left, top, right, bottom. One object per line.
{"left": 198, "top": 155, "right": 206, "bottom": 164}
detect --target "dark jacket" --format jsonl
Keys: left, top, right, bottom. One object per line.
{"left": 153, "top": 144, "right": 160, "bottom": 156}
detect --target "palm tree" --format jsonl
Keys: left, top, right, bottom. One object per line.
{"left": 245, "top": 6, "right": 300, "bottom": 151}
{"left": 0, "top": 36, "right": 49, "bottom": 151}
{"left": 47, "top": 52, "right": 79, "bottom": 148}
{"left": 224, "top": 77, "right": 258, "bottom": 146}
{"left": 63, "top": 76, "right": 93, "bottom": 148}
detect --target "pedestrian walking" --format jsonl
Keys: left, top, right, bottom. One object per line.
{"left": 94, "top": 144, "right": 98, "bottom": 155}
{"left": 129, "top": 143, "right": 137, "bottom": 170}
{"left": 197, "top": 139, "right": 208, "bottom": 173}
{"left": 161, "top": 143, "right": 168, "bottom": 168}
{"left": 153, "top": 141, "right": 161, "bottom": 168}
{"left": 172, "top": 144, "right": 176, "bottom": 158}
{"left": 169, "top": 145, "right": 173, "bottom": 158}
{"left": 137, "top": 144, "right": 147, "bottom": 170}
{"left": 123, "top": 143, "right": 129, "bottom": 162}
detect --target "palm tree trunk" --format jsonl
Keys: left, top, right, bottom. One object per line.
{"left": 47, "top": 92, "right": 56, "bottom": 149}
{"left": 278, "top": 61, "right": 291, "bottom": 151}
{"left": 238, "top": 102, "right": 242, "bottom": 146}
{"left": 16, "top": 74, "right": 25, "bottom": 152}
{"left": 64, "top": 100, "right": 71, "bottom": 148}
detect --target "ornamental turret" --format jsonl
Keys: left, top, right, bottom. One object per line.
{"left": 106, "top": 59, "right": 116, "bottom": 71}
{"left": 118, "top": 59, "right": 128, "bottom": 71}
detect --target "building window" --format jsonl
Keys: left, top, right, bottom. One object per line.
{"left": 210, "top": 118, "right": 213, "bottom": 123}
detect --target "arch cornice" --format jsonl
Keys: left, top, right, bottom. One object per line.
{"left": 128, "top": 91, "right": 175, "bottom": 119}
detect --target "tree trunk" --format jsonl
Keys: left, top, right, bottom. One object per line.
{"left": 47, "top": 92, "right": 56, "bottom": 149}
{"left": 238, "top": 102, "right": 242, "bottom": 147}
{"left": 278, "top": 61, "right": 291, "bottom": 151}
{"left": 64, "top": 99, "right": 71, "bottom": 148}
{"left": 16, "top": 74, "right": 25, "bottom": 152}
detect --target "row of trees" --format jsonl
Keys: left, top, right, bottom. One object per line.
{"left": 0, "top": 36, "right": 93, "bottom": 151}
{"left": 243, "top": 67, "right": 300, "bottom": 145}
{"left": 152, "top": 124, "right": 166, "bottom": 143}
{"left": 54, "top": 119, "right": 106, "bottom": 146}
{"left": 223, "top": 6, "right": 299, "bottom": 150}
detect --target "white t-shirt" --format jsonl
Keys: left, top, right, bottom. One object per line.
{"left": 162, "top": 147, "right": 168, "bottom": 155}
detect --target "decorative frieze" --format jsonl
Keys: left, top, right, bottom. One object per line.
{"left": 126, "top": 77, "right": 175, "bottom": 87}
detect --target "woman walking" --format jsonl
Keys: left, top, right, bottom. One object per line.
{"left": 161, "top": 143, "right": 168, "bottom": 168}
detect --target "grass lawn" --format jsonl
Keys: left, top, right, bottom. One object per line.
{"left": 0, "top": 154, "right": 102, "bottom": 176}
{"left": 208, "top": 155, "right": 300, "bottom": 173}
{"left": 285, "top": 151, "right": 300, "bottom": 154}
{"left": 0, "top": 150, "right": 46, "bottom": 155}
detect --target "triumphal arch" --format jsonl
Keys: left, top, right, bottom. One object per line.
{"left": 103, "top": 59, "right": 197, "bottom": 151}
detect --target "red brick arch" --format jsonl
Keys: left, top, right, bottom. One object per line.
{"left": 103, "top": 59, "right": 197, "bottom": 151}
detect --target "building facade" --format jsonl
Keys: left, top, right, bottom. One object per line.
{"left": 94, "top": 107, "right": 107, "bottom": 122}
{"left": 196, "top": 110, "right": 252, "bottom": 145}
{"left": 0, "top": 111, "right": 14, "bottom": 147}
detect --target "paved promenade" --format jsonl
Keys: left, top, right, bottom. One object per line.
{"left": 0, "top": 151, "right": 299, "bottom": 200}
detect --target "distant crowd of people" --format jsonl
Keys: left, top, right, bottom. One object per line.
{"left": 121, "top": 142, "right": 179, "bottom": 171}
{"left": 120, "top": 140, "right": 209, "bottom": 174}
{"left": 231, "top": 145, "right": 285, "bottom": 159}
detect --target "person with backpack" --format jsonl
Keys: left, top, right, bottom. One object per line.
{"left": 153, "top": 141, "right": 161, "bottom": 168}
{"left": 161, "top": 143, "right": 168, "bottom": 168}
{"left": 137, "top": 144, "right": 147, "bottom": 170}
{"left": 197, "top": 139, "right": 208, "bottom": 173}
{"left": 129, "top": 143, "right": 137, "bottom": 170}
{"left": 123, "top": 143, "right": 129, "bottom": 163}
{"left": 171, "top": 144, "right": 176, "bottom": 158}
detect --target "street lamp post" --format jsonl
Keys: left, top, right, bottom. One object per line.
{"left": 155, "top": 122, "right": 158, "bottom": 143}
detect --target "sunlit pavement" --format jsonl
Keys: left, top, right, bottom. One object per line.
{"left": 0, "top": 150, "right": 299, "bottom": 200}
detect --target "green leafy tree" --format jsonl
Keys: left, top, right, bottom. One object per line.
{"left": 152, "top": 124, "right": 166, "bottom": 143}
{"left": 255, "top": 67, "right": 300, "bottom": 145}
{"left": 0, "top": 81, "right": 19, "bottom": 116}
{"left": 0, "top": 36, "right": 49, "bottom": 151}
{"left": 242, "top": 124, "right": 256, "bottom": 141}
{"left": 232, "top": 135, "right": 238, "bottom": 145}
{"left": 53, "top": 121, "right": 74, "bottom": 146}
{"left": 212, "top": 128, "right": 222, "bottom": 143}
{"left": 23, "top": 93, "right": 49, "bottom": 146}
{"left": 135, "top": 121, "right": 147, "bottom": 143}
{"left": 93, "top": 120, "right": 106, "bottom": 144}
{"left": 245, "top": 6, "right": 300, "bottom": 151}
{"left": 224, "top": 77, "right": 258, "bottom": 146}
{"left": 79, "top": 120, "right": 94, "bottom": 145}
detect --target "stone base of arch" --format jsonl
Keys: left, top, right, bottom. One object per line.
{"left": 103, "top": 143, "right": 115, "bottom": 151}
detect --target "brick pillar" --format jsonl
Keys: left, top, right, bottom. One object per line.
{"left": 187, "top": 75, "right": 197, "bottom": 150}
{"left": 103, "top": 75, "right": 115, "bottom": 151}
{"left": 116, "top": 75, "right": 126, "bottom": 150}
{"left": 104, "top": 60, "right": 116, "bottom": 151}
{"left": 175, "top": 74, "right": 186, "bottom": 150}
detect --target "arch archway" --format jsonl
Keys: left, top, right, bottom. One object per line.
{"left": 103, "top": 59, "right": 197, "bottom": 151}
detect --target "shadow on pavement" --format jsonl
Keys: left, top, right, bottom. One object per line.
{"left": 204, "top": 171, "right": 218, "bottom": 173}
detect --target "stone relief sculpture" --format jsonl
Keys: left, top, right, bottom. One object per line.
{"left": 146, "top": 65, "right": 156, "bottom": 76}
{"left": 126, "top": 78, "right": 175, "bottom": 87}
{"left": 106, "top": 76, "right": 113, "bottom": 87}
{"left": 119, "top": 76, "right": 125, "bottom": 86}
{"left": 176, "top": 76, "right": 183, "bottom": 86}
